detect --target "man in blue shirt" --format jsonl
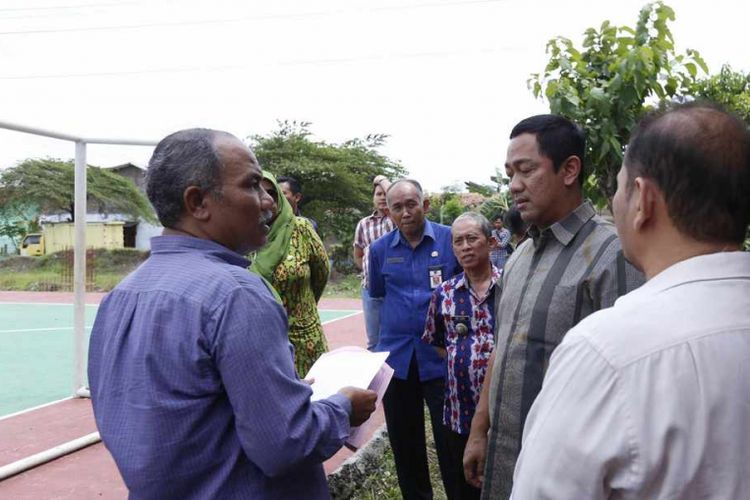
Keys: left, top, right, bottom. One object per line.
{"left": 369, "top": 179, "right": 461, "bottom": 499}
{"left": 88, "top": 128, "right": 376, "bottom": 499}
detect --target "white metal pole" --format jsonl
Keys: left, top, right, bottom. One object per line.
{"left": 0, "top": 432, "right": 101, "bottom": 481}
{"left": 74, "top": 141, "right": 87, "bottom": 395}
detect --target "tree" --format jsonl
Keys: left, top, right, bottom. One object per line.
{"left": 479, "top": 167, "right": 512, "bottom": 222}
{"left": 479, "top": 195, "right": 510, "bottom": 223}
{"left": 464, "top": 181, "right": 496, "bottom": 197}
{"left": 0, "top": 202, "right": 39, "bottom": 252}
{"left": 692, "top": 65, "right": 750, "bottom": 124}
{"left": 530, "top": 1, "right": 708, "bottom": 208}
{"left": 0, "top": 158, "right": 156, "bottom": 223}
{"left": 440, "top": 198, "right": 464, "bottom": 225}
{"left": 249, "top": 121, "right": 406, "bottom": 271}
{"left": 426, "top": 192, "right": 464, "bottom": 226}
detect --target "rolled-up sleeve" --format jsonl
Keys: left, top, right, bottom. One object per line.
{"left": 212, "top": 285, "right": 351, "bottom": 478}
{"left": 512, "top": 331, "right": 636, "bottom": 499}
{"left": 353, "top": 219, "right": 366, "bottom": 249}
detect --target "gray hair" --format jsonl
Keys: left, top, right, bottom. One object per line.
{"left": 386, "top": 178, "right": 424, "bottom": 207}
{"left": 452, "top": 211, "right": 492, "bottom": 238}
{"left": 146, "top": 128, "right": 234, "bottom": 228}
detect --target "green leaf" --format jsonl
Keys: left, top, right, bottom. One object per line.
{"left": 691, "top": 50, "right": 709, "bottom": 74}
{"left": 532, "top": 80, "right": 542, "bottom": 97}
{"left": 529, "top": 0, "right": 697, "bottom": 201}
{"left": 616, "top": 36, "right": 634, "bottom": 46}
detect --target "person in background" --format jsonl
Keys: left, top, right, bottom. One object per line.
{"left": 278, "top": 175, "right": 319, "bottom": 232}
{"left": 88, "top": 128, "right": 376, "bottom": 499}
{"left": 251, "top": 172, "right": 330, "bottom": 377}
{"left": 489, "top": 215, "right": 511, "bottom": 269}
{"left": 512, "top": 102, "right": 750, "bottom": 499}
{"left": 423, "top": 212, "right": 501, "bottom": 500}
{"left": 368, "top": 178, "right": 462, "bottom": 499}
{"left": 353, "top": 174, "right": 395, "bottom": 350}
{"left": 503, "top": 205, "right": 529, "bottom": 250}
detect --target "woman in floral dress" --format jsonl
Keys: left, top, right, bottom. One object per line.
{"left": 250, "top": 172, "right": 330, "bottom": 377}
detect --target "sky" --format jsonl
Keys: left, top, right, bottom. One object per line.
{"left": 1, "top": 0, "right": 748, "bottom": 192}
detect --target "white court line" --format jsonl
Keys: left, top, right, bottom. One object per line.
{"left": 0, "top": 311, "right": 358, "bottom": 331}
{"left": 0, "top": 326, "right": 94, "bottom": 334}
{"left": 0, "top": 312, "right": 361, "bottom": 420}
{"left": 0, "top": 310, "right": 360, "bottom": 420}
{"left": 321, "top": 310, "right": 362, "bottom": 325}
{"left": 0, "top": 396, "right": 75, "bottom": 422}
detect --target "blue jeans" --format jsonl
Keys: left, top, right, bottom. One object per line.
{"left": 361, "top": 288, "right": 384, "bottom": 351}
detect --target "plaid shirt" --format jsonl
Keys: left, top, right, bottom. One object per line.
{"left": 490, "top": 228, "right": 512, "bottom": 260}
{"left": 353, "top": 211, "right": 395, "bottom": 288}
{"left": 422, "top": 266, "right": 501, "bottom": 434}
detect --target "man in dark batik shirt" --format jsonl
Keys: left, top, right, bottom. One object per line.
{"left": 423, "top": 212, "right": 501, "bottom": 500}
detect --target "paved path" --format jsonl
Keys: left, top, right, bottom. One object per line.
{"left": 0, "top": 295, "right": 385, "bottom": 498}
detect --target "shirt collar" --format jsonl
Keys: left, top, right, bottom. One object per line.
{"left": 528, "top": 200, "right": 596, "bottom": 248}
{"left": 629, "top": 251, "right": 750, "bottom": 298}
{"left": 150, "top": 235, "right": 251, "bottom": 268}
{"left": 455, "top": 265, "right": 503, "bottom": 298}
{"left": 368, "top": 210, "right": 389, "bottom": 220}
{"left": 390, "top": 219, "right": 435, "bottom": 248}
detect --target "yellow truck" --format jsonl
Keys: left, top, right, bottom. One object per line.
{"left": 20, "top": 222, "right": 125, "bottom": 256}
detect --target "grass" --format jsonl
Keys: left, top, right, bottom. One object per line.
{"left": 0, "top": 249, "right": 148, "bottom": 292}
{"left": 0, "top": 249, "right": 367, "bottom": 297}
{"left": 323, "top": 273, "right": 361, "bottom": 299}
{"left": 0, "top": 271, "right": 61, "bottom": 291}
{"left": 337, "top": 406, "right": 448, "bottom": 500}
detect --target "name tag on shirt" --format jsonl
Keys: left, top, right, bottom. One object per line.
{"left": 386, "top": 257, "right": 405, "bottom": 264}
{"left": 429, "top": 265, "right": 443, "bottom": 288}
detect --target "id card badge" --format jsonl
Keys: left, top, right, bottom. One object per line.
{"left": 429, "top": 265, "right": 443, "bottom": 289}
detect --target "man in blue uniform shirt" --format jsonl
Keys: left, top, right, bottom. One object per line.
{"left": 88, "top": 128, "right": 376, "bottom": 500}
{"left": 369, "top": 179, "right": 461, "bottom": 499}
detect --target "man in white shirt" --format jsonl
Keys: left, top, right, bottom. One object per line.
{"left": 511, "top": 102, "right": 750, "bottom": 499}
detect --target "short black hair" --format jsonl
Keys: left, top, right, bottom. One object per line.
{"left": 625, "top": 101, "right": 750, "bottom": 245}
{"left": 504, "top": 205, "right": 528, "bottom": 237}
{"left": 277, "top": 175, "right": 301, "bottom": 195}
{"left": 146, "top": 128, "right": 233, "bottom": 228}
{"left": 510, "top": 114, "right": 586, "bottom": 186}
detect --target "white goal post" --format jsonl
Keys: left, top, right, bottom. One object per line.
{"left": 0, "top": 120, "right": 157, "bottom": 396}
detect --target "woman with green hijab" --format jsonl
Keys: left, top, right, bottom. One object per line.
{"left": 250, "top": 172, "right": 330, "bottom": 377}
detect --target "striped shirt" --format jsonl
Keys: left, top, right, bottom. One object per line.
{"left": 481, "top": 201, "right": 644, "bottom": 499}
{"left": 353, "top": 211, "right": 395, "bottom": 288}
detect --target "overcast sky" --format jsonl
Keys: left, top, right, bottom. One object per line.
{"left": 1, "top": 0, "right": 748, "bottom": 192}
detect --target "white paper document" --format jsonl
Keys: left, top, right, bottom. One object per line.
{"left": 305, "top": 346, "right": 394, "bottom": 449}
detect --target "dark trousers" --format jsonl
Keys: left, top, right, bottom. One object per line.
{"left": 382, "top": 354, "right": 454, "bottom": 500}
{"left": 445, "top": 429, "right": 481, "bottom": 500}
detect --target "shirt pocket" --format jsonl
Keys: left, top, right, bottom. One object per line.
{"left": 381, "top": 255, "right": 406, "bottom": 280}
